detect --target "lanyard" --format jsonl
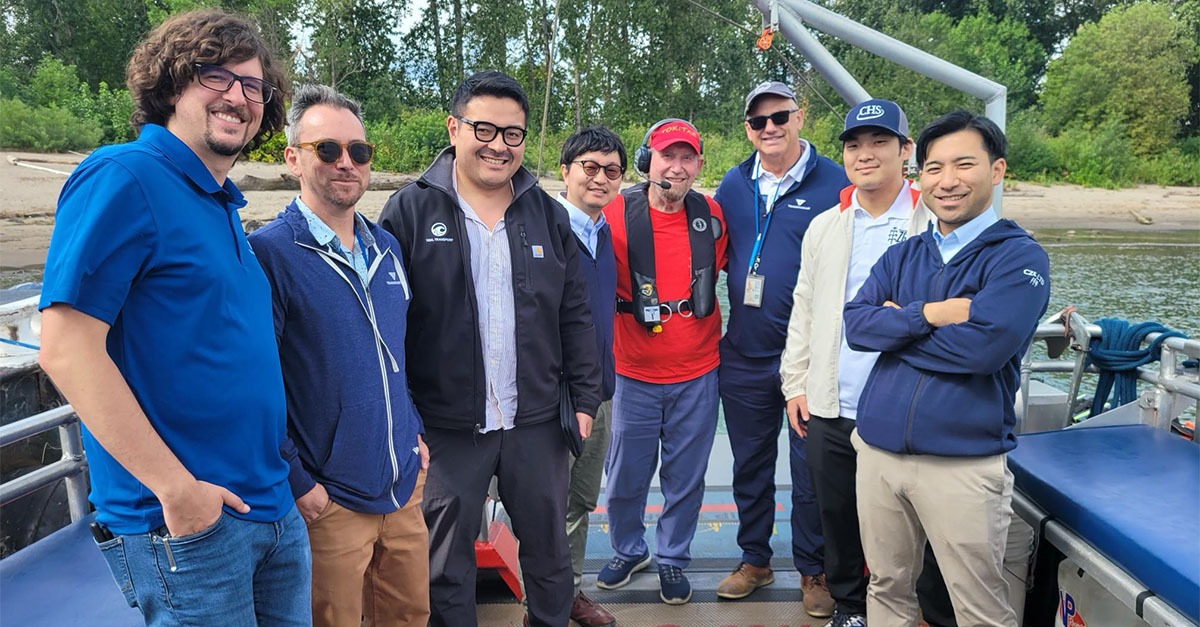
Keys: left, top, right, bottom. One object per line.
{"left": 748, "top": 173, "right": 785, "bottom": 275}
{"left": 354, "top": 232, "right": 373, "bottom": 269}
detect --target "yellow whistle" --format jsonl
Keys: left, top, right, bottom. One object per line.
{"left": 652, "top": 324, "right": 663, "bottom": 333}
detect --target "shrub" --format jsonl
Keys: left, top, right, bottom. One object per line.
{"left": 246, "top": 131, "right": 287, "bottom": 163}
{"left": 0, "top": 99, "right": 103, "bottom": 151}
{"left": 1005, "top": 112, "right": 1061, "bottom": 181}
{"left": 370, "top": 109, "right": 448, "bottom": 172}
{"left": 1135, "top": 148, "right": 1200, "bottom": 186}
{"left": 1048, "top": 120, "right": 1137, "bottom": 188}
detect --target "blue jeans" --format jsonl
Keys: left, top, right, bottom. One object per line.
{"left": 96, "top": 506, "right": 312, "bottom": 626}
{"left": 605, "top": 370, "right": 719, "bottom": 568}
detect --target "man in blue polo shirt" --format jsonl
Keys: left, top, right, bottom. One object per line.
{"left": 712, "top": 80, "right": 847, "bottom": 617}
{"left": 37, "top": 10, "right": 310, "bottom": 626}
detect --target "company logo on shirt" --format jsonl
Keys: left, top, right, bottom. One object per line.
{"left": 425, "top": 221, "right": 453, "bottom": 243}
{"left": 387, "top": 271, "right": 403, "bottom": 286}
{"left": 531, "top": 245, "right": 545, "bottom": 258}
{"left": 691, "top": 217, "right": 708, "bottom": 232}
{"left": 856, "top": 104, "right": 885, "bottom": 120}
{"left": 886, "top": 226, "right": 905, "bottom": 245}
{"left": 1023, "top": 268, "right": 1045, "bottom": 287}
{"left": 786, "top": 199, "right": 809, "bottom": 211}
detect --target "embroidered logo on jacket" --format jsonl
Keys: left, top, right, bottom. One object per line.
{"left": 426, "top": 222, "right": 453, "bottom": 243}
{"left": 1023, "top": 268, "right": 1045, "bottom": 287}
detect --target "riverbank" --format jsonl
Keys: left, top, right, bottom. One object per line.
{"left": 2, "top": 151, "right": 1197, "bottom": 275}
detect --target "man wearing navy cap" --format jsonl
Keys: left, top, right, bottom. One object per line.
{"left": 712, "top": 80, "right": 848, "bottom": 617}
{"left": 782, "top": 98, "right": 947, "bottom": 627}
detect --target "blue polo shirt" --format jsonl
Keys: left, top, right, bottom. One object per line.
{"left": 39, "top": 124, "right": 292, "bottom": 534}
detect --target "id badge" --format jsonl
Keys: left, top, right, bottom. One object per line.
{"left": 744, "top": 273, "right": 765, "bottom": 307}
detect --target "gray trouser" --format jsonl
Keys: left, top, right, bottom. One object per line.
{"left": 566, "top": 399, "right": 612, "bottom": 589}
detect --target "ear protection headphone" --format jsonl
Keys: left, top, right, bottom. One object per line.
{"left": 633, "top": 118, "right": 704, "bottom": 175}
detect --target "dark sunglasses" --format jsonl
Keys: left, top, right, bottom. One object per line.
{"left": 572, "top": 159, "right": 624, "bottom": 181}
{"left": 294, "top": 140, "right": 375, "bottom": 165}
{"left": 193, "top": 63, "right": 276, "bottom": 104}
{"left": 459, "top": 117, "right": 527, "bottom": 147}
{"left": 746, "top": 108, "right": 799, "bottom": 131}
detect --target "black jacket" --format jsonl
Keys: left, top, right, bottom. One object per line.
{"left": 379, "top": 148, "right": 601, "bottom": 431}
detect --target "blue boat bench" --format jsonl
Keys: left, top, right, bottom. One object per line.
{"left": 1009, "top": 424, "right": 1200, "bottom": 625}
{"left": 0, "top": 512, "right": 142, "bottom": 626}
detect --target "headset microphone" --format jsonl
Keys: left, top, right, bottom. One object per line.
{"left": 649, "top": 180, "right": 672, "bottom": 190}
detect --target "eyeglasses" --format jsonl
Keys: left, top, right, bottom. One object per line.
{"left": 572, "top": 159, "right": 624, "bottom": 181}
{"left": 746, "top": 108, "right": 799, "bottom": 131}
{"left": 458, "top": 117, "right": 527, "bottom": 147}
{"left": 294, "top": 140, "right": 375, "bottom": 165}
{"left": 193, "top": 63, "right": 277, "bottom": 104}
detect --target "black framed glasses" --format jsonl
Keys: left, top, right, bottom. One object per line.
{"left": 746, "top": 108, "right": 798, "bottom": 131}
{"left": 193, "top": 63, "right": 277, "bottom": 104}
{"left": 459, "top": 117, "right": 527, "bottom": 147}
{"left": 295, "top": 140, "right": 375, "bottom": 165}
{"left": 572, "top": 159, "right": 624, "bottom": 181}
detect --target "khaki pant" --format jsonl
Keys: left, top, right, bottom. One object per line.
{"left": 851, "top": 429, "right": 1017, "bottom": 627}
{"left": 306, "top": 471, "right": 430, "bottom": 627}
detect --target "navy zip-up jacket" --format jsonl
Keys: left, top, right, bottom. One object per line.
{"left": 843, "top": 219, "right": 1050, "bottom": 457}
{"left": 714, "top": 147, "right": 849, "bottom": 359}
{"left": 248, "top": 202, "right": 424, "bottom": 513}
{"left": 564, "top": 214, "right": 617, "bottom": 401}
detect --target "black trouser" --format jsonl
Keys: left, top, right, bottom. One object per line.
{"left": 423, "top": 419, "right": 572, "bottom": 627}
{"left": 806, "top": 415, "right": 957, "bottom": 625}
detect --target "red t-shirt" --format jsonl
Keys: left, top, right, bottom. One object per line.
{"left": 604, "top": 192, "right": 729, "bottom": 384}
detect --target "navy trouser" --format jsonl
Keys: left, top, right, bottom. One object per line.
{"left": 718, "top": 346, "right": 824, "bottom": 574}
{"left": 605, "top": 370, "right": 720, "bottom": 568}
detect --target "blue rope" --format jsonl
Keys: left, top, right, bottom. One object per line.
{"left": 1085, "top": 318, "right": 1187, "bottom": 417}
{"left": 0, "top": 337, "right": 40, "bottom": 350}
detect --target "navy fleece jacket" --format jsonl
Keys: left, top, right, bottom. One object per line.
{"left": 249, "top": 202, "right": 424, "bottom": 513}
{"left": 843, "top": 219, "right": 1050, "bottom": 456}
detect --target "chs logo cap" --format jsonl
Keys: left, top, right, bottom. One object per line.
{"left": 839, "top": 98, "right": 909, "bottom": 141}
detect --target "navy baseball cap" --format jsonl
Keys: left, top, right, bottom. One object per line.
{"left": 839, "top": 99, "right": 909, "bottom": 141}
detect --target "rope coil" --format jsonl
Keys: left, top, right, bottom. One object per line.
{"left": 1085, "top": 318, "right": 1188, "bottom": 417}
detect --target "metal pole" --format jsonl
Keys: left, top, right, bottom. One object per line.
{"left": 753, "top": 0, "right": 868, "bottom": 106}
{"left": 59, "top": 421, "right": 90, "bottom": 521}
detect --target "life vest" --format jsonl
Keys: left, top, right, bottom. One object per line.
{"left": 616, "top": 182, "right": 721, "bottom": 331}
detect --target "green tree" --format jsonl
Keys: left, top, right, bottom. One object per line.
{"left": 1040, "top": 2, "right": 1199, "bottom": 155}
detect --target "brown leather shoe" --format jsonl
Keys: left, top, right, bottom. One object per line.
{"left": 716, "top": 562, "right": 775, "bottom": 599}
{"left": 801, "top": 573, "right": 835, "bottom": 618}
{"left": 569, "top": 591, "right": 617, "bottom": 626}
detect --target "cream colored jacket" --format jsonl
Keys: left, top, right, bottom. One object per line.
{"left": 779, "top": 183, "right": 932, "bottom": 417}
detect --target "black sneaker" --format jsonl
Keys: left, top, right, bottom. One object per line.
{"left": 596, "top": 552, "right": 651, "bottom": 590}
{"left": 657, "top": 564, "right": 692, "bottom": 605}
{"left": 824, "top": 612, "right": 867, "bottom": 627}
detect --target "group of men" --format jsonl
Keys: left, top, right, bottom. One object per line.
{"left": 36, "top": 8, "right": 1051, "bottom": 627}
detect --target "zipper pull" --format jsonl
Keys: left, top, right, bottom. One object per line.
{"left": 473, "top": 423, "right": 482, "bottom": 446}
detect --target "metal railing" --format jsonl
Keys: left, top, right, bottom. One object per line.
{"left": 1021, "top": 311, "right": 1200, "bottom": 437}
{"left": 0, "top": 404, "right": 90, "bottom": 521}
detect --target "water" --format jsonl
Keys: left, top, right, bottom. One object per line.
{"left": 712, "top": 230, "right": 1200, "bottom": 433}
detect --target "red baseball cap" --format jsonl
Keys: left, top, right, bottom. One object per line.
{"left": 649, "top": 120, "right": 701, "bottom": 154}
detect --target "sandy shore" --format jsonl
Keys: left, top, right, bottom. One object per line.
{"left": 2, "top": 150, "right": 1197, "bottom": 269}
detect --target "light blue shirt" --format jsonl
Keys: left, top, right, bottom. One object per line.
{"left": 556, "top": 192, "right": 606, "bottom": 258}
{"left": 295, "top": 196, "right": 375, "bottom": 284}
{"left": 933, "top": 206, "right": 998, "bottom": 263}
{"left": 838, "top": 182, "right": 915, "bottom": 419}
{"left": 751, "top": 140, "right": 811, "bottom": 211}
{"left": 453, "top": 169, "right": 518, "bottom": 433}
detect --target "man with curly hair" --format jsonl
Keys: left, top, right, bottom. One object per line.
{"left": 37, "top": 9, "right": 310, "bottom": 626}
